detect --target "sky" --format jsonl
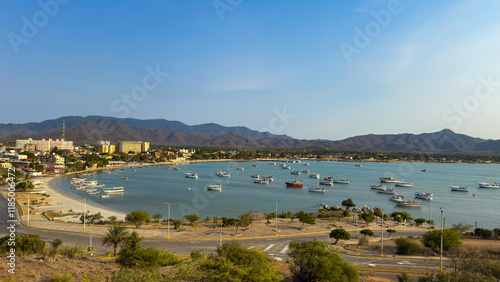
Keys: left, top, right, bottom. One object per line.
{"left": 2, "top": 0, "right": 500, "bottom": 140}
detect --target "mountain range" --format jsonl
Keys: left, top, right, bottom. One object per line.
{"left": 1, "top": 116, "right": 499, "bottom": 153}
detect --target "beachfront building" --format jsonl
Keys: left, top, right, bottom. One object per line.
{"left": 16, "top": 138, "right": 73, "bottom": 152}
{"left": 117, "top": 141, "right": 149, "bottom": 153}
{"left": 97, "top": 141, "right": 116, "bottom": 154}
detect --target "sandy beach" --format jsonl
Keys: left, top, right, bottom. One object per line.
{"left": 17, "top": 174, "right": 127, "bottom": 223}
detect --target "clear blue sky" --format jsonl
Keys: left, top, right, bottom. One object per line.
{"left": 2, "top": 0, "right": 500, "bottom": 140}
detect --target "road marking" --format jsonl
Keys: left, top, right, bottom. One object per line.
{"left": 368, "top": 264, "right": 376, "bottom": 267}
{"left": 248, "top": 246, "right": 255, "bottom": 249}
{"left": 272, "top": 243, "right": 284, "bottom": 252}
{"left": 280, "top": 244, "right": 289, "bottom": 254}
{"left": 263, "top": 244, "right": 274, "bottom": 252}
{"left": 274, "top": 257, "right": 283, "bottom": 261}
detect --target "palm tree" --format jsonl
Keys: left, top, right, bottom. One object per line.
{"left": 101, "top": 225, "right": 129, "bottom": 256}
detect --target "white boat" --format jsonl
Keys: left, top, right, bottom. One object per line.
{"left": 103, "top": 187, "right": 124, "bottom": 194}
{"left": 254, "top": 179, "right": 269, "bottom": 184}
{"left": 280, "top": 164, "right": 291, "bottom": 169}
{"left": 207, "top": 184, "right": 222, "bottom": 191}
{"left": 215, "top": 171, "right": 230, "bottom": 177}
{"left": 414, "top": 191, "right": 433, "bottom": 200}
{"left": 396, "top": 181, "right": 412, "bottom": 187}
{"left": 333, "top": 178, "right": 349, "bottom": 184}
{"left": 477, "top": 182, "right": 500, "bottom": 189}
{"left": 121, "top": 177, "right": 128, "bottom": 179}
{"left": 370, "top": 184, "right": 386, "bottom": 190}
{"left": 252, "top": 164, "right": 258, "bottom": 167}
{"left": 355, "top": 164, "right": 362, "bottom": 167}
{"left": 291, "top": 170, "right": 301, "bottom": 175}
{"left": 377, "top": 187, "right": 396, "bottom": 194}
{"left": 99, "top": 194, "right": 110, "bottom": 198}
{"left": 319, "top": 179, "right": 333, "bottom": 186}
{"left": 308, "top": 186, "right": 327, "bottom": 193}
{"left": 421, "top": 169, "right": 428, "bottom": 172}
{"left": 396, "top": 200, "right": 422, "bottom": 207}
{"left": 82, "top": 180, "right": 98, "bottom": 187}
{"left": 251, "top": 174, "right": 260, "bottom": 178}
{"left": 303, "top": 163, "right": 310, "bottom": 166}
{"left": 262, "top": 175, "right": 274, "bottom": 182}
{"left": 302, "top": 169, "right": 310, "bottom": 173}
{"left": 450, "top": 185, "right": 468, "bottom": 192}
{"left": 380, "top": 176, "right": 399, "bottom": 183}
{"left": 185, "top": 172, "right": 198, "bottom": 179}
{"left": 309, "top": 173, "right": 320, "bottom": 179}
{"left": 236, "top": 167, "right": 244, "bottom": 171}
{"left": 87, "top": 191, "right": 100, "bottom": 195}
{"left": 269, "top": 162, "right": 276, "bottom": 165}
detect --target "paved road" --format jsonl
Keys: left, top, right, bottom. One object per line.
{"left": 0, "top": 193, "right": 444, "bottom": 272}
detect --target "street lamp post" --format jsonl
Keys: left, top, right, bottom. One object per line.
{"left": 220, "top": 221, "right": 222, "bottom": 247}
{"left": 83, "top": 196, "right": 86, "bottom": 233}
{"left": 165, "top": 202, "right": 170, "bottom": 240}
{"left": 440, "top": 208, "right": 444, "bottom": 273}
{"left": 381, "top": 209, "right": 384, "bottom": 257}
{"left": 275, "top": 200, "right": 278, "bottom": 237}
{"left": 27, "top": 194, "right": 30, "bottom": 226}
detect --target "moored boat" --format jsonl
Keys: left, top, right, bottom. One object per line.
{"left": 216, "top": 171, "right": 230, "bottom": 177}
{"left": 251, "top": 174, "right": 260, "bottom": 178}
{"left": 291, "top": 170, "right": 301, "bottom": 175}
{"left": 262, "top": 175, "right": 274, "bottom": 182}
{"left": 236, "top": 167, "right": 244, "bottom": 171}
{"left": 396, "top": 200, "right": 422, "bottom": 207}
{"left": 377, "top": 187, "right": 396, "bottom": 194}
{"left": 414, "top": 191, "right": 433, "bottom": 200}
{"left": 333, "top": 178, "right": 349, "bottom": 184}
{"left": 99, "top": 194, "right": 110, "bottom": 198}
{"left": 308, "top": 186, "right": 327, "bottom": 193}
{"left": 254, "top": 179, "right": 269, "bottom": 184}
{"left": 319, "top": 179, "right": 333, "bottom": 186}
{"left": 450, "top": 185, "right": 468, "bottom": 192}
{"left": 185, "top": 172, "right": 198, "bottom": 179}
{"left": 285, "top": 180, "right": 303, "bottom": 188}
{"left": 103, "top": 187, "right": 124, "bottom": 194}
{"left": 370, "top": 184, "right": 386, "bottom": 190}
{"left": 396, "top": 181, "right": 412, "bottom": 187}
{"left": 477, "top": 182, "right": 500, "bottom": 189}
{"left": 207, "top": 184, "right": 222, "bottom": 191}
{"left": 309, "top": 173, "right": 320, "bottom": 179}
{"left": 355, "top": 164, "right": 362, "bottom": 167}
{"left": 390, "top": 194, "right": 405, "bottom": 202}
{"left": 380, "top": 176, "right": 399, "bottom": 183}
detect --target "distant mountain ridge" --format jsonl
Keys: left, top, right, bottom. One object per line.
{"left": 0, "top": 115, "right": 291, "bottom": 140}
{"left": 1, "top": 116, "right": 500, "bottom": 153}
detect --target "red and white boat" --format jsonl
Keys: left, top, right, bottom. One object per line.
{"left": 285, "top": 180, "right": 303, "bottom": 188}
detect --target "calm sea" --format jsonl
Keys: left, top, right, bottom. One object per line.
{"left": 53, "top": 161, "right": 500, "bottom": 229}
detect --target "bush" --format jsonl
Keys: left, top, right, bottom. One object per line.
{"left": 422, "top": 229, "right": 462, "bottom": 251}
{"left": 475, "top": 228, "right": 493, "bottom": 239}
{"left": 125, "top": 210, "right": 152, "bottom": 228}
{"left": 397, "top": 272, "right": 414, "bottom": 282}
{"left": 190, "top": 249, "right": 205, "bottom": 261}
{"left": 50, "top": 273, "right": 74, "bottom": 282}
{"left": 395, "top": 237, "right": 422, "bottom": 255}
{"left": 358, "top": 237, "right": 369, "bottom": 246}
{"left": 51, "top": 238, "right": 63, "bottom": 249}
{"left": 58, "top": 245, "right": 83, "bottom": 258}
{"left": 12, "top": 234, "right": 46, "bottom": 255}
{"left": 118, "top": 232, "right": 179, "bottom": 269}
{"left": 199, "top": 241, "right": 283, "bottom": 281}
{"left": 289, "top": 240, "right": 359, "bottom": 281}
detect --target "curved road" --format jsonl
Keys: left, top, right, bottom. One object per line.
{"left": 1, "top": 193, "right": 445, "bottom": 273}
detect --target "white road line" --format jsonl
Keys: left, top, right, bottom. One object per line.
{"left": 248, "top": 246, "right": 255, "bottom": 249}
{"left": 280, "top": 244, "right": 289, "bottom": 253}
{"left": 263, "top": 244, "right": 275, "bottom": 252}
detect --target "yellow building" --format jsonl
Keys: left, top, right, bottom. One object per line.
{"left": 98, "top": 144, "right": 116, "bottom": 154}
{"left": 118, "top": 141, "right": 149, "bottom": 153}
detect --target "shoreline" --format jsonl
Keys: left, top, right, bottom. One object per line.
{"left": 29, "top": 174, "right": 127, "bottom": 222}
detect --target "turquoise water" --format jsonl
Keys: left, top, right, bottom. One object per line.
{"left": 53, "top": 161, "right": 500, "bottom": 229}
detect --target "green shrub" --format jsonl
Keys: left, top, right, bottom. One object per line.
{"left": 395, "top": 237, "right": 422, "bottom": 255}
{"left": 15, "top": 234, "right": 46, "bottom": 255}
{"left": 50, "top": 273, "right": 74, "bottom": 282}
{"left": 397, "top": 272, "right": 414, "bottom": 282}
{"left": 190, "top": 249, "right": 205, "bottom": 261}
{"left": 422, "top": 229, "right": 462, "bottom": 251}
{"left": 51, "top": 238, "right": 63, "bottom": 249}
{"left": 58, "top": 245, "right": 83, "bottom": 258}
{"left": 289, "top": 240, "right": 359, "bottom": 281}
{"left": 475, "top": 228, "right": 493, "bottom": 239}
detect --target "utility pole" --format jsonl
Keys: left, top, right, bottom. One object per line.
{"left": 275, "top": 201, "right": 278, "bottom": 237}
{"left": 27, "top": 194, "right": 30, "bottom": 226}
{"left": 440, "top": 208, "right": 444, "bottom": 273}
{"left": 83, "top": 196, "right": 86, "bottom": 233}
{"left": 381, "top": 209, "right": 384, "bottom": 257}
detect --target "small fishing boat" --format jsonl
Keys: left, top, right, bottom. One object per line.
{"left": 477, "top": 182, "right": 500, "bottom": 189}
{"left": 450, "top": 185, "right": 468, "bottom": 192}
{"left": 390, "top": 194, "right": 405, "bottom": 202}
{"left": 308, "top": 187, "right": 327, "bottom": 193}
{"left": 396, "top": 181, "right": 412, "bottom": 187}
{"left": 236, "top": 167, "right": 244, "bottom": 171}
{"left": 254, "top": 179, "right": 269, "bottom": 184}
{"left": 380, "top": 176, "right": 399, "bottom": 183}
{"left": 377, "top": 187, "right": 396, "bottom": 194}
{"left": 333, "top": 178, "right": 349, "bottom": 184}
{"left": 309, "top": 173, "right": 320, "bottom": 179}
{"left": 291, "top": 170, "right": 301, "bottom": 175}
{"left": 262, "top": 175, "right": 274, "bottom": 182}
{"left": 185, "top": 172, "right": 198, "bottom": 179}
{"left": 319, "top": 179, "right": 333, "bottom": 186}
{"left": 355, "top": 164, "right": 362, "bottom": 167}
{"left": 370, "top": 184, "right": 386, "bottom": 190}
{"left": 99, "top": 194, "right": 110, "bottom": 198}
{"left": 207, "top": 184, "right": 222, "bottom": 191}
{"left": 252, "top": 164, "right": 258, "bottom": 167}
{"left": 414, "top": 191, "right": 433, "bottom": 200}
{"left": 215, "top": 171, "right": 230, "bottom": 177}
{"left": 103, "top": 187, "right": 124, "bottom": 194}
{"left": 251, "top": 174, "right": 260, "bottom": 179}
{"left": 285, "top": 180, "right": 303, "bottom": 188}
{"left": 396, "top": 200, "right": 422, "bottom": 207}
